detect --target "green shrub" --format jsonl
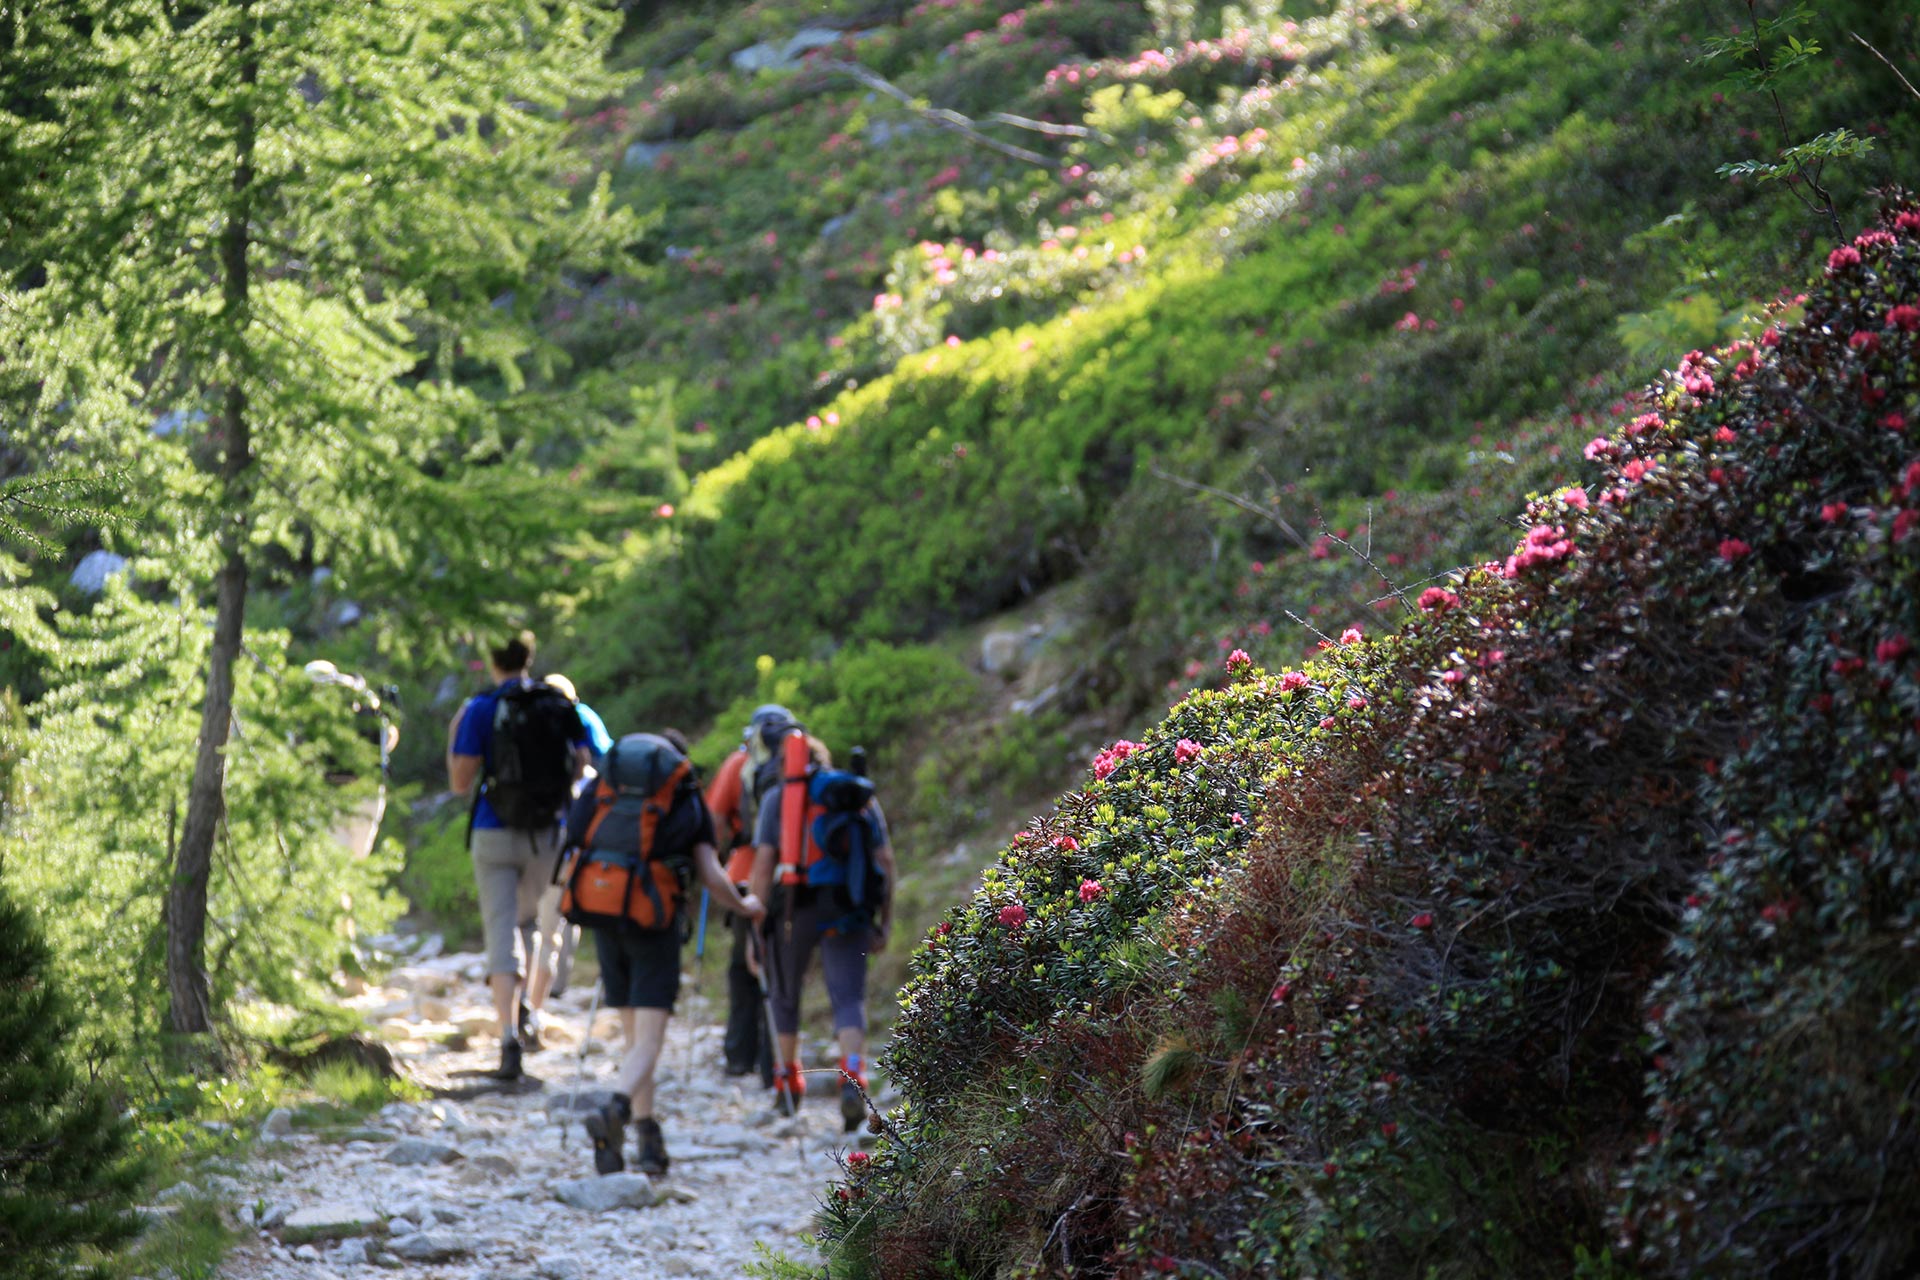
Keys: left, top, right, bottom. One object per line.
{"left": 820, "top": 201, "right": 1920, "bottom": 1278}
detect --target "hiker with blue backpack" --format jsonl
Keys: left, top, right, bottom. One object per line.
{"left": 557, "top": 731, "right": 764, "bottom": 1175}
{"left": 704, "top": 704, "right": 798, "bottom": 1083}
{"left": 749, "top": 728, "right": 894, "bottom": 1130}
{"left": 447, "top": 631, "right": 592, "bottom": 1082}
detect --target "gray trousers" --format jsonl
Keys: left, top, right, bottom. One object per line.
{"left": 469, "top": 825, "right": 562, "bottom": 977}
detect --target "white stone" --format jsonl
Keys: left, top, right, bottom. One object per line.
{"left": 551, "top": 1173, "right": 656, "bottom": 1212}
{"left": 262, "top": 1107, "right": 295, "bottom": 1138}
{"left": 281, "top": 1202, "right": 385, "bottom": 1244}
{"left": 294, "top": 1244, "right": 321, "bottom": 1262}
{"left": 388, "top": 1231, "right": 472, "bottom": 1262}
{"left": 332, "top": 1237, "right": 371, "bottom": 1267}
{"left": 383, "top": 1138, "right": 461, "bottom": 1166}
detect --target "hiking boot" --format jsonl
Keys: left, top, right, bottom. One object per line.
{"left": 774, "top": 1061, "right": 806, "bottom": 1117}
{"left": 517, "top": 1001, "right": 545, "bottom": 1053}
{"left": 839, "top": 1057, "right": 868, "bottom": 1134}
{"left": 495, "top": 1037, "right": 523, "bottom": 1083}
{"left": 634, "top": 1116, "right": 669, "bottom": 1176}
{"left": 584, "top": 1095, "right": 631, "bottom": 1175}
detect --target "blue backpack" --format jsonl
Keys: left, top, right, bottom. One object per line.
{"left": 803, "top": 768, "right": 887, "bottom": 933}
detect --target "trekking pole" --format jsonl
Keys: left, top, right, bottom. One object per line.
{"left": 560, "top": 984, "right": 602, "bottom": 1152}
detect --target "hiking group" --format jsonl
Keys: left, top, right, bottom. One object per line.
{"left": 444, "top": 631, "right": 894, "bottom": 1176}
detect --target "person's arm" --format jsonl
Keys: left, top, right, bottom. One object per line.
{"left": 750, "top": 842, "right": 776, "bottom": 917}
{"left": 871, "top": 841, "right": 896, "bottom": 950}
{"left": 694, "top": 842, "right": 763, "bottom": 923}
{"left": 447, "top": 699, "right": 481, "bottom": 796}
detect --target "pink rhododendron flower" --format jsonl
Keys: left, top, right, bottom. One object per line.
{"left": 1410, "top": 913, "right": 1435, "bottom": 930}
{"left": 1897, "top": 510, "right": 1920, "bottom": 541}
{"left": 1226, "top": 648, "right": 1253, "bottom": 673}
{"left": 1340, "top": 626, "right": 1365, "bottom": 644}
{"left": 1877, "top": 633, "right": 1911, "bottom": 664}
{"left": 1626, "top": 412, "right": 1663, "bottom": 436}
{"left": 1622, "top": 458, "right": 1654, "bottom": 483}
{"left": 1717, "top": 538, "right": 1751, "bottom": 561}
{"left": 1887, "top": 304, "right": 1920, "bottom": 332}
{"left": 1506, "top": 523, "right": 1575, "bottom": 575}
{"left": 1897, "top": 211, "right": 1920, "bottom": 234}
{"left": 1053, "top": 835, "right": 1079, "bottom": 852}
{"left": 1270, "top": 982, "right": 1291, "bottom": 1004}
{"left": 1347, "top": 695, "right": 1367, "bottom": 709}
{"left": 1319, "top": 716, "right": 1337, "bottom": 729}
{"left": 998, "top": 903, "right": 1028, "bottom": 929}
{"left": 1417, "top": 586, "right": 1461, "bottom": 612}
{"left": 1678, "top": 350, "right": 1716, "bottom": 398}
{"left": 1714, "top": 426, "right": 1737, "bottom": 443}
{"left": 656, "top": 503, "right": 675, "bottom": 518}
{"left": 1278, "top": 670, "right": 1310, "bottom": 691}
{"left": 1440, "top": 669, "right": 1467, "bottom": 685}
{"left": 1092, "top": 740, "right": 1143, "bottom": 781}
{"left": 1821, "top": 502, "right": 1849, "bottom": 522}
{"left": 1078, "top": 879, "right": 1105, "bottom": 903}
{"left": 1231, "top": 812, "right": 1247, "bottom": 826}
{"left": 1560, "top": 487, "right": 1589, "bottom": 511}
{"left": 1828, "top": 245, "right": 1863, "bottom": 273}
{"left": 1381, "top": 1122, "right": 1400, "bottom": 1137}
{"left": 1583, "top": 437, "right": 1615, "bottom": 461}
{"left": 1882, "top": 412, "right": 1908, "bottom": 432}
{"left": 1174, "top": 738, "right": 1203, "bottom": 765}
{"left": 1850, "top": 330, "right": 1881, "bottom": 354}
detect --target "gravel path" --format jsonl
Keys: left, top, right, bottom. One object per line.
{"left": 219, "top": 943, "right": 862, "bottom": 1279}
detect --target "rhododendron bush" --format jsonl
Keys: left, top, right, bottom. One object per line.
{"left": 817, "top": 204, "right": 1920, "bottom": 1278}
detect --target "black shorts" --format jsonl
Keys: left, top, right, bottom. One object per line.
{"left": 592, "top": 923, "right": 682, "bottom": 1011}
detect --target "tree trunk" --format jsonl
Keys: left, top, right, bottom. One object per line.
{"left": 166, "top": 8, "right": 257, "bottom": 1043}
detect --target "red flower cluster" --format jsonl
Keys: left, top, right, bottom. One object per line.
{"left": 1506, "top": 523, "right": 1575, "bottom": 576}
{"left": 1078, "top": 879, "right": 1106, "bottom": 903}
{"left": 1278, "top": 670, "right": 1310, "bottom": 692}
{"left": 1677, "top": 350, "right": 1716, "bottom": 398}
{"left": 1174, "top": 738, "right": 1203, "bottom": 765}
{"left": 1887, "top": 304, "right": 1920, "bottom": 333}
{"left": 1225, "top": 647, "right": 1253, "bottom": 673}
{"left": 998, "top": 903, "right": 1028, "bottom": 930}
{"left": 1717, "top": 538, "right": 1751, "bottom": 562}
{"left": 1828, "top": 244, "right": 1863, "bottom": 273}
{"left": 1417, "top": 586, "right": 1461, "bottom": 612}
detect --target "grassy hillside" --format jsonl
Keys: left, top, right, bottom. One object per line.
{"left": 818, "top": 198, "right": 1920, "bottom": 1279}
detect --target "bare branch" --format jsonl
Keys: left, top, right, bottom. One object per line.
{"left": 1850, "top": 31, "right": 1920, "bottom": 105}
{"left": 1146, "top": 464, "right": 1312, "bottom": 549}
{"left": 814, "top": 58, "right": 1088, "bottom": 167}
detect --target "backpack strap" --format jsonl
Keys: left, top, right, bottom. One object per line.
{"left": 637, "top": 759, "right": 692, "bottom": 860}
{"left": 580, "top": 774, "right": 618, "bottom": 850}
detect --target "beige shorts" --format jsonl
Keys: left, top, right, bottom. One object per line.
{"left": 469, "top": 826, "right": 562, "bottom": 977}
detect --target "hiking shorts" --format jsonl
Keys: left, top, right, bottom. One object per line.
{"left": 469, "top": 825, "right": 563, "bottom": 978}
{"left": 593, "top": 924, "right": 682, "bottom": 1011}
{"left": 764, "top": 892, "right": 870, "bottom": 1036}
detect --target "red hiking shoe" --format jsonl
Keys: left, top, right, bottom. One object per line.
{"left": 775, "top": 1061, "right": 806, "bottom": 1117}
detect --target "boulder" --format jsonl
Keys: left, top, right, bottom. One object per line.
{"left": 981, "top": 630, "right": 1025, "bottom": 675}
{"left": 471, "top": 1154, "right": 517, "bottom": 1177}
{"left": 261, "top": 1107, "right": 294, "bottom": 1138}
{"left": 258, "top": 1201, "right": 294, "bottom": 1230}
{"left": 551, "top": 1172, "right": 656, "bottom": 1212}
{"left": 388, "top": 1231, "right": 472, "bottom": 1262}
{"left": 332, "top": 1237, "right": 371, "bottom": 1267}
{"left": 537, "top": 1257, "right": 585, "bottom": 1280}
{"left": 280, "top": 1203, "right": 385, "bottom": 1244}
{"left": 382, "top": 1138, "right": 461, "bottom": 1166}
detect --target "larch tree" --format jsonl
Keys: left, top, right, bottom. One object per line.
{"left": 0, "top": 0, "right": 638, "bottom": 1051}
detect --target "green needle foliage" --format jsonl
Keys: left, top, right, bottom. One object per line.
{"left": 0, "top": 0, "right": 638, "bottom": 1051}
{"left": 0, "top": 882, "right": 146, "bottom": 1280}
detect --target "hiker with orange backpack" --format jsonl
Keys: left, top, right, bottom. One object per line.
{"left": 749, "top": 728, "right": 894, "bottom": 1130}
{"left": 447, "top": 631, "right": 591, "bottom": 1081}
{"left": 559, "top": 731, "right": 764, "bottom": 1175}
{"left": 705, "top": 705, "right": 796, "bottom": 1082}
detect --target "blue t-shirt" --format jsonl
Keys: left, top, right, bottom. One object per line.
{"left": 454, "top": 679, "right": 589, "bottom": 830}
{"left": 575, "top": 701, "right": 614, "bottom": 764}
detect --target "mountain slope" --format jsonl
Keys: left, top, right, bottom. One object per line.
{"left": 821, "top": 200, "right": 1920, "bottom": 1279}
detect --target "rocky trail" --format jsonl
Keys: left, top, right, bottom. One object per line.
{"left": 215, "top": 938, "right": 874, "bottom": 1279}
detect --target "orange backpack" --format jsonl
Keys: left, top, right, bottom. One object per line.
{"left": 560, "top": 734, "right": 693, "bottom": 932}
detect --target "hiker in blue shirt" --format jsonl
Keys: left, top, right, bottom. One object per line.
{"left": 447, "top": 631, "right": 590, "bottom": 1081}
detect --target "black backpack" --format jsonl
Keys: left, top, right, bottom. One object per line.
{"left": 485, "top": 681, "right": 580, "bottom": 830}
